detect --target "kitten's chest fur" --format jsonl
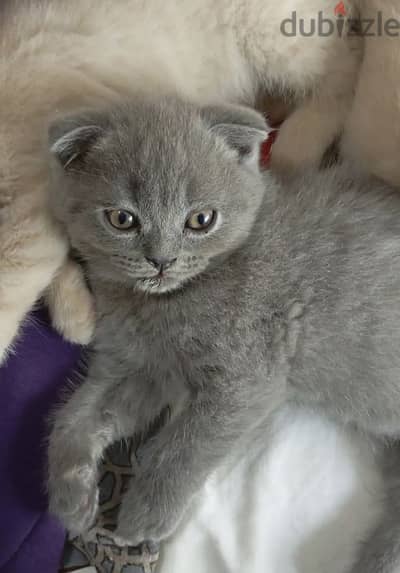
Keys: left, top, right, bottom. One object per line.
{"left": 95, "top": 280, "right": 246, "bottom": 372}
{"left": 93, "top": 266, "right": 300, "bottom": 419}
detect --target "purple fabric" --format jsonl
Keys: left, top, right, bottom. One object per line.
{"left": 0, "top": 308, "right": 82, "bottom": 573}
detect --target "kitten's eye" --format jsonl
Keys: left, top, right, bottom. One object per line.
{"left": 105, "top": 209, "right": 139, "bottom": 231}
{"left": 186, "top": 210, "right": 216, "bottom": 232}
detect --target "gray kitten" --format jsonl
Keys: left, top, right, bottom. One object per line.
{"left": 48, "top": 97, "right": 400, "bottom": 573}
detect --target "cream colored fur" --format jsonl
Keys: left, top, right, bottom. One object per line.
{"left": 0, "top": 0, "right": 360, "bottom": 362}
{"left": 343, "top": 0, "right": 400, "bottom": 187}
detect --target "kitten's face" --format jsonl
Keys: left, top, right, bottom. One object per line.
{"left": 49, "top": 99, "right": 268, "bottom": 294}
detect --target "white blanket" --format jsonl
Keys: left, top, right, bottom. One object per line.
{"left": 159, "top": 410, "right": 384, "bottom": 573}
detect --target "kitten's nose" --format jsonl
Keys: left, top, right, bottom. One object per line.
{"left": 145, "top": 256, "right": 177, "bottom": 272}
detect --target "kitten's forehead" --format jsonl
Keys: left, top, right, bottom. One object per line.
{"left": 115, "top": 100, "right": 200, "bottom": 159}
{"left": 110, "top": 101, "right": 222, "bottom": 207}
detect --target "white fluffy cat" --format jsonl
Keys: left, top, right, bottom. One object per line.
{"left": 0, "top": 0, "right": 360, "bottom": 362}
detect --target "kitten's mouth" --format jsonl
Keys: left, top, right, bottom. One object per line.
{"left": 136, "top": 273, "right": 181, "bottom": 294}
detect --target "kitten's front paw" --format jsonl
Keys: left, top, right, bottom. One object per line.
{"left": 47, "top": 260, "right": 95, "bottom": 346}
{"left": 48, "top": 464, "right": 99, "bottom": 536}
{"left": 115, "top": 478, "right": 184, "bottom": 546}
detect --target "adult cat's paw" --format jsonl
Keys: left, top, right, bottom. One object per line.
{"left": 0, "top": 340, "right": 10, "bottom": 366}
{"left": 46, "top": 260, "right": 95, "bottom": 346}
{"left": 114, "top": 478, "right": 184, "bottom": 546}
{"left": 269, "top": 108, "right": 335, "bottom": 178}
{"left": 270, "top": 128, "right": 321, "bottom": 177}
{"left": 48, "top": 463, "right": 99, "bottom": 536}
{"left": 0, "top": 315, "right": 19, "bottom": 366}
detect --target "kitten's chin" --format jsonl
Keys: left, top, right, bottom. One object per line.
{"left": 135, "top": 275, "right": 188, "bottom": 295}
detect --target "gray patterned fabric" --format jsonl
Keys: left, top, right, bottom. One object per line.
{"left": 60, "top": 441, "right": 160, "bottom": 573}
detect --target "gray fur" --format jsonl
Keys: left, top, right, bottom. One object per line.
{"left": 47, "top": 97, "right": 400, "bottom": 571}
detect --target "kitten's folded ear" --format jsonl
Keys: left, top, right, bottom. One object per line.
{"left": 201, "top": 104, "right": 271, "bottom": 169}
{"left": 49, "top": 113, "right": 107, "bottom": 170}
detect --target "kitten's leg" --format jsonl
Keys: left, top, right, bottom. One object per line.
{"left": 45, "top": 259, "right": 95, "bottom": 346}
{"left": 0, "top": 208, "right": 68, "bottom": 364}
{"left": 47, "top": 363, "right": 130, "bottom": 536}
{"left": 115, "top": 386, "right": 246, "bottom": 545}
{"left": 270, "top": 44, "right": 360, "bottom": 176}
